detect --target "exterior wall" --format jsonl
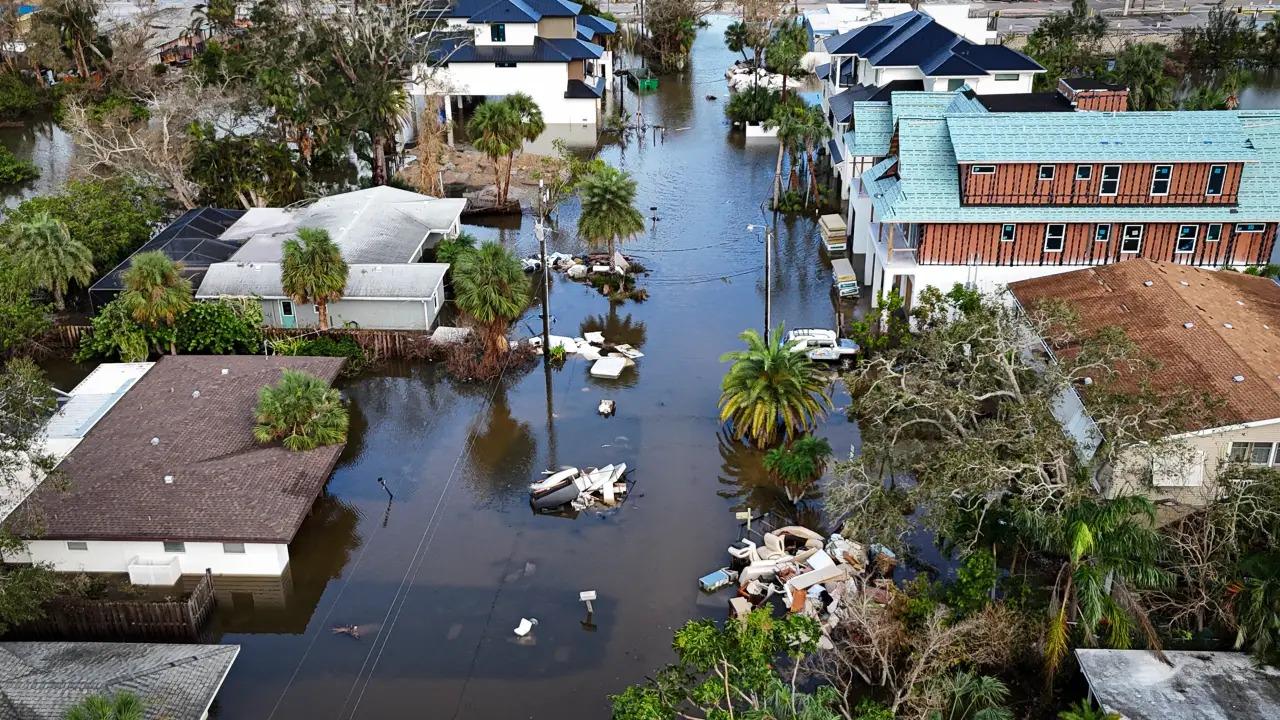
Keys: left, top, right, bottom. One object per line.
{"left": 1106, "top": 422, "right": 1280, "bottom": 512}
{"left": 918, "top": 222, "right": 1276, "bottom": 267}
{"left": 5, "top": 539, "right": 290, "bottom": 576}
{"left": 959, "top": 162, "right": 1244, "bottom": 206}
{"left": 260, "top": 296, "right": 440, "bottom": 331}
{"left": 567, "top": 59, "right": 584, "bottom": 81}
{"left": 1071, "top": 89, "right": 1128, "bottom": 112}
{"left": 538, "top": 16, "right": 577, "bottom": 38}
{"left": 424, "top": 62, "right": 598, "bottom": 124}
{"left": 962, "top": 72, "right": 1036, "bottom": 95}
{"left": 868, "top": 64, "right": 922, "bottom": 86}
{"left": 470, "top": 21, "right": 538, "bottom": 46}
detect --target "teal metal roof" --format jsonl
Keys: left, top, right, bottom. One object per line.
{"left": 847, "top": 102, "right": 893, "bottom": 157}
{"left": 947, "top": 111, "right": 1257, "bottom": 163}
{"left": 863, "top": 107, "right": 1280, "bottom": 223}
{"left": 890, "top": 91, "right": 958, "bottom": 125}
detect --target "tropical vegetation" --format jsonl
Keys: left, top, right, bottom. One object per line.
{"left": 118, "top": 251, "right": 192, "bottom": 355}
{"left": 253, "top": 369, "right": 349, "bottom": 451}
{"left": 450, "top": 241, "right": 531, "bottom": 354}
{"left": 763, "top": 435, "right": 832, "bottom": 503}
{"left": 467, "top": 93, "right": 544, "bottom": 205}
{"left": 719, "top": 327, "right": 831, "bottom": 448}
{"left": 577, "top": 165, "right": 645, "bottom": 271}
{"left": 63, "top": 690, "right": 146, "bottom": 720}
{"left": 4, "top": 211, "right": 95, "bottom": 311}
{"left": 281, "top": 227, "right": 349, "bottom": 332}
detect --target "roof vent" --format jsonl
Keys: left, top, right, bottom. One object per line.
{"left": 1143, "top": 280, "right": 1154, "bottom": 287}
{"left": 1082, "top": 376, "right": 1094, "bottom": 386}
{"left": 151, "top": 437, "right": 159, "bottom": 446}
{"left": 192, "top": 390, "right": 200, "bottom": 399}
{"left": 1179, "top": 281, "right": 1190, "bottom": 287}
{"left": 1233, "top": 375, "right": 1246, "bottom": 383}
{"left": 1225, "top": 323, "right": 1234, "bottom": 329}
{"left": 1237, "top": 300, "right": 1245, "bottom": 305}
{"left": 221, "top": 368, "right": 229, "bottom": 375}
{"left": 163, "top": 474, "right": 175, "bottom": 484}
{"left": 1184, "top": 322, "right": 1194, "bottom": 329}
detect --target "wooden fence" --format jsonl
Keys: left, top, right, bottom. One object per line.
{"left": 264, "top": 327, "right": 438, "bottom": 360}
{"left": 9, "top": 570, "right": 218, "bottom": 642}
{"left": 47, "top": 324, "right": 91, "bottom": 349}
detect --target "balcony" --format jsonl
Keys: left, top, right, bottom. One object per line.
{"left": 868, "top": 221, "right": 918, "bottom": 267}
{"left": 127, "top": 555, "right": 182, "bottom": 586}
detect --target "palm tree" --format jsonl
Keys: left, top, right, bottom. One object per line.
{"left": 281, "top": 227, "right": 348, "bottom": 331}
{"left": 933, "top": 671, "right": 1014, "bottom": 720}
{"left": 1057, "top": 699, "right": 1120, "bottom": 720}
{"left": 766, "top": 104, "right": 807, "bottom": 209}
{"left": 578, "top": 165, "right": 644, "bottom": 272}
{"left": 719, "top": 327, "right": 831, "bottom": 448}
{"left": 1230, "top": 550, "right": 1280, "bottom": 664}
{"left": 724, "top": 20, "right": 750, "bottom": 62}
{"left": 254, "top": 369, "right": 349, "bottom": 451}
{"left": 119, "top": 251, "right": 191, "bottom": 355}
{"left": 5, "top": 211, "right": 94, "bottom": 311}
{"left": 64, "top": 690, "right": 144, "bottom": 720}
{"left": 501, "top": 93, "right": 544, "bottom": 202}
{"left": 798, "top": 105, "right": 830, "bottom": 207}
{"left": 1019, "top": 494, "right": 1173, "bottom": 680}
{"left": 763, "top": 435, "right": 832, "bottom": 503}
{"left": 451, "top": 241, "right": 530, "bottom": 354}
{"left": 1110, "top": 42, "right": 1174, "bottom": 111}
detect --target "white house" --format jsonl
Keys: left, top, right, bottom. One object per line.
{"left": 414, "top": 0, "right": 617, "bottom": 126}
{"left": 194, "top": 186, "right": 465, "bottom": 331}
{"left": 805, "top": 3, "right": 997, "bottom": 62}
{"left": 1, "top": 356, "right": 348, "bottom": 585}
{"left": 1010, "top": 260, "right": 1280, "bottom": 516}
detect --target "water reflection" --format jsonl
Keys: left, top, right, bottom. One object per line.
{"left": 466, "top": 390, "right": 537, "bottom": 504}
{"left": 578, "top": 306, "right": 647, "bottom": 347}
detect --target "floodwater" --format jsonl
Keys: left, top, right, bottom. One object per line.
{"left": 197, "top": 17, "right": 861, "bottom": 720}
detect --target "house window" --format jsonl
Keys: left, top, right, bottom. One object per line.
{"left": 1038, "top": 165, "right": 1056, "bottom": 181}
{"left": 163, "top": 541, "right": 186, "bottom": 553}
{"left": 1075, "top": 164, "right": 1092, "bottom": 181}
{"left": 1094, "top": 224, "right": 1111, "bottom": 242}
{"left": 1206, "top": 164, "right": 1226, "bottom": 196}
{"left": 970, "top": 165, "right": 995, "bottom": 175}
{"left": 1236, "top": 223, "right": 1265, "bottom": 233}
{"left": 947, "top": 79, "right": 965, "bottom": 91}
{"left": 223, "top": 542, "right": 246, "bottom": 554}
{"left": 1229, "top": 442, "right": 1279, "bottom": 466}
{"left": 1100, "top": 165, "right": 1121, "bottom": 196}
{"left": 67, "top": 541, "right": 88, "bottom": 551}
{"left": 490, "top": 23, "right": 506, "bottom": 42}
{"left": 1120, "top": 224, "right": 1143, "bottom": 253}
{"left": 1000, "top": 224, "right": 1016, "bottom": 242}
{"left": 495, "top": 61, "right": 517, "bottom": 68}
{"left": 994, "top": 73, "right": 1019, "bottom": 81}
{"left": 1176, "top": 225, "right": 1198, "bottom": 254}
{"left": 1150, "top": 164, "right": 1172, "bottom": 196}
{"left": 1206, "top": 224, "right": 1223, "bottom": 242}
{"left": 1044, "top": 224, "right": 1066, "bottom": 252}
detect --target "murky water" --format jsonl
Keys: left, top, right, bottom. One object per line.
{"left": 202, "top": 18, "right": 860, "bottom": 720}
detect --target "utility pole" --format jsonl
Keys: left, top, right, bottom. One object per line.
{"left": 764, "top": 225, "right": 773, "bottom": 333}
{"left": 537, "top": 179, "right": 552, "bottom": 356}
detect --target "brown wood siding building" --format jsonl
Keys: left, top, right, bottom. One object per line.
{"left": 958, "top": 162, "right": 1244, "bottom": 206}
{"left": 918, "top": 222, "right": 1276, "bottom": 267}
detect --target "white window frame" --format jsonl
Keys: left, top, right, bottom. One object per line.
{"left": 223, "top": 542, "right": 246, "bottom": 554}
{"left": 994, "top": 73, "right": 1019, "bottom": 81}
{"left": 1000, "top": 224, "right": 1016, "bottom": 242}
{"left": 1150, "top": 164, "right": 1173, "bottom": 196}
{"left": 1235, "top": 223, "right": 1265, "bottom": 233}
{"left": 1120, "top": 224, "right": 1143, "bottom": 253}
{"left": 1075, "top": 164, "right": 1092, "bottom": 181}
{"left": 1175, "top": 225, "right": 1198, "bottom": 254}
{"left": 970, "top": 165, "right": 995, "bottom": 175}
{"left": 1206, "top": 223, "right": 1223, "bottom": 242}
{"left": 1230, "top": 441, "right": 1279, "bottom": 466}
{"left": 67, "top": 541, "right": 88, "bottom": 551}
{"left": 1038, "top": 164, "right": 1056, "bottom": 181}
{"left": 1205, "top": 164, "right": 1227, "bottom": 196}
{"left": 1044, "top": 224, "right": 1066, "bottom": 252}
{"left": 163, "top": 541, "right": 186, "bottom": 553}
{"left": 1100, "top": 165, "right": 1121, "bottom": 196}
{"left": 1094, "top": 224, "right": 1111, "bottom": 242}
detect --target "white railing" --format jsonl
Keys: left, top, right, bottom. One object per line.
{"left": 127, "top": 555, "right": 183, "bottom": 586}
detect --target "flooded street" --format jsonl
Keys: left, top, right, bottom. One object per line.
{"left": 197, "top": 17, "right": 859, "bottom": 720}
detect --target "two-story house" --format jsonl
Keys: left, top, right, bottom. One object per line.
{"left": 850, "top": 82, "right": 1280, "bottom": 311}
{"left": 414, "top": 0, "right": 616, "bottom": 126}
{"left": 820, "top": 10, "right": 1042, "bottom": 202}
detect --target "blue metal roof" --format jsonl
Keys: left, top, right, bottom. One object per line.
{"left": 448, "top": 0, "right": 581, "bottom": 19}
{"left": 433, "top": 36, "right": 603, "bottom": 63}
{"left": 947, "top": 111, "right": 1258, "bottom": 163}
{"left": 825, "top": 11, "right": 1042, "bottom": 76}
{"left": 577, "top": 14, "right": 617, "bottom": 39}
{"left": 468, "top": 0, "right": 540, "bottom": 22}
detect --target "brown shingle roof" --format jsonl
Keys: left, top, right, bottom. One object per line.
{"left": 10, "top": 355, "right": 347, "bottom": 543}
{"left": 1009, "top": 259, "right": 1280, "bottom": 431}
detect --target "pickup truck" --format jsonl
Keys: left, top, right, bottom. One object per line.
{"left": 785, "top": 329, "right": 860, "bottom": 369}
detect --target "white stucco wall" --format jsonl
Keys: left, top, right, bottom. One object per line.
{"left": 415, "top": 62, "right": 600, "bottom": 124}
{"left": 967, "top": 71, "right": 1036, "bottom": 94}
{"left": 5, "top": 540, "right": 290, "bottom": 576}
{"left": 470, "top": 21, "right": 538, "bottom": 46}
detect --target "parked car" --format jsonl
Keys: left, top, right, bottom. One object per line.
{"left": 785, "top": 329, "right": 859, "bottom": 369}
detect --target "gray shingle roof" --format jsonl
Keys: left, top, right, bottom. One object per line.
{"left": 0, "top": 642, "right": 239, "bottom": 720}
{"left": 196, "top": 262, "right": 448, "bottom": 301}
{"left": 7, "top": 356, "right": 347, "bottom": 543}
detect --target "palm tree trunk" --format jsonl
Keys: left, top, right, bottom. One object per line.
{"left": 372, "top": 135, "right": 387, "bottom": 186}
{"left": 317, "top": 301, "right": 330, "bottom": 331}
{"left": 772, "top": 141, "right": 784, "bottom": 210}
{"left": 806, "top": 147, "right": 819, "bottom": 207}
{"left": 53, "top": 287, "right": 65, "bottom": 312}
{"left": 503, "top": 152, "right": 516, "bottom": 206}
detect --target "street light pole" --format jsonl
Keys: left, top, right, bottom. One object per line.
{"left": 764, "top": 225, "right": 772, "bottom": 333}
{"left": 537, "top": 179, "right": 551, "bottom": 356}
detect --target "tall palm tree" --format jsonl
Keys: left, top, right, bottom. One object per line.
{"left": 578, "top": 165, "right": 644, "bottom": 272}
{"left": 724, "top": 20, "right": 750, "bottom": 62}
{"left": 467, "top": 99, "right": 525, "bottom": 205}
{"left": 798, "top": 105, "right": 830, "bottom": 207}
{"left": 281, "top": 227, "right": 348, "bottom": 331}
{"left": 1110, "top": 42, "right": 1174, "bottom": 111}
{"left": 1019, "top": 494, "right": 1173, "bottom": 680}
{"left": 451, "top": 241, "right": 530, "bottom": 354}
{"left": 254, "top": 369, "right": 349, "bottom": 451}
{"left": 5, "top": 211, "right": 94, "bottom": 311}
{"left": 501, "top": 93, "right": 544, "bottom": 202}
{"left": 1230, "top": 550, "right": 1280, "bottom": 664}
{"left": 766, "top": 104, "right": 807, "bottom": 210}
{"left": 64, "top": 690, "right": 144, "bottom": 720}
{"left": 719, "top": 327, "right": 831, "bottom": 448}
{"left": 119, "top": 251, "right": 191, "bottom": 355}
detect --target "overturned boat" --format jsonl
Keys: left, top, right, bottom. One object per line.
{"left": 529, "top": 463, "right": 628, "bottom": 511}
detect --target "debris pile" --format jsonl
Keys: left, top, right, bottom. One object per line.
{"left": 523, "top": 251, "right": 633, "bottom": 277}
{"left": 528, "top": 463, "right": 630, "bottom": 512}
{"left": 527, "top": 330, "right": 644, "bottom": 379}
{"left": 724, "top": 62, "right": 798, "bottom": 92}
{"left": 700, "top": 519, "right": 898, "bottom": 648}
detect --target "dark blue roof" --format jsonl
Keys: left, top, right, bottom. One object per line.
{"left": 433, "top": 36, "right": 603, "bottom": 63}
{"left": 826, "top": 11, "right": 1042, "bottom": 77}
{"left": 828, "top": 80, "right": 924, "bottom": 123}
{"left": 448, "top": 0, "right": 581, "bottom": 19}
{"left": 576, "top": 14, "right": 617, "bottom": 39}
{"left": 469, "top": 0, "right": 540, "bottom": 22}
{"left": 565, "top": 77, "right": 605, "bottom": 98}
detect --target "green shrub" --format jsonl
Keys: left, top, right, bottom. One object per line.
{"left": 725, "top": 85, "right": 781, "bottom": 125}
{"left": 0, "top": 72, "right": 40, "bottom": 120}
{"left": 0, "top": 145, "right": 38, "bottom": 185}
{"left": 177, "top": 299, "right": 264, "bottom": 354}
{"left": 271, "top": 334, "right": 367, "bottom": 372}
{"left": 435, "top": 232, "right": 477, "bottom": 265}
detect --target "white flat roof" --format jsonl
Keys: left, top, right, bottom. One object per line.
{"left": 1076, "top": 649, "right": 1280, "bottom": 720}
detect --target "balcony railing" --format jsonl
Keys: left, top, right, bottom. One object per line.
{"left": 869, "top": 222, "right": 918, "bottom": 266}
